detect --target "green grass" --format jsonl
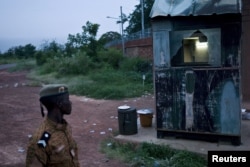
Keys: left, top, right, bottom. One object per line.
{"left": 0, "top": 57, "right": 19, "bottom": 65}
{"left": 7, "top": 59, "right": 37, "bottom": 72}
{"left": 19, "top": 59, "right": 153, "bottom": 99}
{"left": 100, "top": 139, "right": 207, "bottom": 167}
{"left": 3, "top": 49, "right": 154, "bottom": 99}
{"left": 28, "top": 70, "right": 152, "bottom": 99}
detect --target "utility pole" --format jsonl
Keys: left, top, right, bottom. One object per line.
{"left": 120, "top": 6, "right": 125, "bottom": 56}
{"left": 141, "top": 0, "right": 145, "bottom": 38}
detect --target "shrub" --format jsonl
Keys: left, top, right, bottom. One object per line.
{"left": 38, "top": 51, "right": 93, "bottom": 76}
{"left": 60, "top": 51, "right": 92, "bottom": 75}
{"left": 26, "top": 50, "right": 154, "bottom": 99}
{"left": 97, "top": 48, "right": 123, "bottom": 69}
{"left": 120, "top": 57, "right": 152, "bottom": 74}
{"left": 38, "top": 58, "right": 60, "bottom": 75}
{"left": 35, "top": 51, "right": 47, "bottom": 66}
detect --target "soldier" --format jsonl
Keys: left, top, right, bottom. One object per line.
{"left": 26, "top": 84, "right": 80, "bottom": 167}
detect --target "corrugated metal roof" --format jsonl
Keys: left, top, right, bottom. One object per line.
{"left": 150, "top": 0, "right": 242, "bottom": 18}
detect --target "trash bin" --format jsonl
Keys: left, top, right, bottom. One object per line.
{"left": 118, "top": 105, "right": 137, "bottom": 135}
{"left": 137, "top": 109, "right": 153, "bottom": 127}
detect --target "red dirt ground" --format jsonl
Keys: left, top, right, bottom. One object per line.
{"left": 0, "top": 70, "right": 155, "bottom": 167}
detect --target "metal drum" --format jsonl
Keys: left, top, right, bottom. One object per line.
{"left": 117, "top": 106, "right": 138, "bottom": 135}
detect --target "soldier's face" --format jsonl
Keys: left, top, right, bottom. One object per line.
{"left": 60, "top": 95, "right": 72, "bottom": 115}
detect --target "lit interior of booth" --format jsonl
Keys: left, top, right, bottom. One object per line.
{"left": 170, "top": 28, "right": 221, "bottom": 67}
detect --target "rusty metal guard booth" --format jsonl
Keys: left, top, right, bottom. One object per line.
{"left": 150, "top": 0, "right": 242, "bottom": 145}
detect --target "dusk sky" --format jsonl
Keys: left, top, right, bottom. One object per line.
{"left": 0, "top": 0, "right": 139, "bottom": 52}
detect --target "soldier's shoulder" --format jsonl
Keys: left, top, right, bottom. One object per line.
{"left": 37, "top": 131, "right": 52, "bottom": 148}
{"left": 30, "top": 121, "right": 50, "bottom": 142}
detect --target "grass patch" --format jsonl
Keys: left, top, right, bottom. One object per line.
{"left": 0, "top": 57, "right": 19, "bottom": 65}
{"left": 6, "top": 52, "right": 153, "bottom": 100}
{"left": 100, "top": 139, "right": 207, "bottom": 167}
{"left": 8, "top": 59, "right": 37, "bottom": 72}
{"left": 25, "top": 62, "right": 153, "bottom": 99}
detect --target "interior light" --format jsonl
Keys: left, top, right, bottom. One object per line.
{"left": 196, "top": 41, "right": 208, "bottom": 48}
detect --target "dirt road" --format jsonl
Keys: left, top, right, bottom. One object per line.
{"left": 0, "top": 70, "right": 155, "bottom": 167}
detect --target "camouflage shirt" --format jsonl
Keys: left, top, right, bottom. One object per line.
{"left": 26, "top": 117, "right": 80, "bottom": 167}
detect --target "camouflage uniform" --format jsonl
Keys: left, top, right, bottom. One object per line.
{"left": 26, "top": 117, "right": 80, "bottom": 167}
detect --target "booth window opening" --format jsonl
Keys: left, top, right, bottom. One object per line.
{"left": 170, "top": 28, "right": 221, "bottom": 67}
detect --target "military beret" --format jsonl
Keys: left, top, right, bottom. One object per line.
{"left": 39, "top": 84, "right": 69, "bottom": 99}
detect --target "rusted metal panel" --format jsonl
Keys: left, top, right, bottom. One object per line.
{"left": 155, "top": 68, "right": 241, "bottom": 134}
{"left": 150, "top": 0, "right": 242, "bottom": 18}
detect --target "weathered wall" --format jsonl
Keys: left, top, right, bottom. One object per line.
{"left": 241, "top": 0, "right": 250, "bottom": 103}
{"left": 111, "top": 37, "right": 153, "bottom": 60}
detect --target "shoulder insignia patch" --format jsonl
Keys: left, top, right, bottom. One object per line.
{"left": 37, "top": 131, "right": 51, "bottom": 148}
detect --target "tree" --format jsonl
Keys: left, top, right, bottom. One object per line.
{"left": 35, "top": 40, "right": 64, "bottom": 65}
{"left": 14, "top": 46, "right": 25, "bottom": 58}
{"left": 40, "top": 40, "right": 63, "bottom": 53}
{"left": 23, "top": 44, "right": 36, "bottom": 58}
{"left": 65, "top": 21, "right": 100, "bottom": 59}
{"left": 5, "top": 47, "right": 15, "bottom": 57}
{"left": 98, "top": 31, "right": 121, "bottom": 46}
{"left": 125, "top": 0, "right": 154, "bottom": 34}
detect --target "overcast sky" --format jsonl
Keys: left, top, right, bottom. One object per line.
{"left": 0, "top": 0, "right": 139, "bottom": 52}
